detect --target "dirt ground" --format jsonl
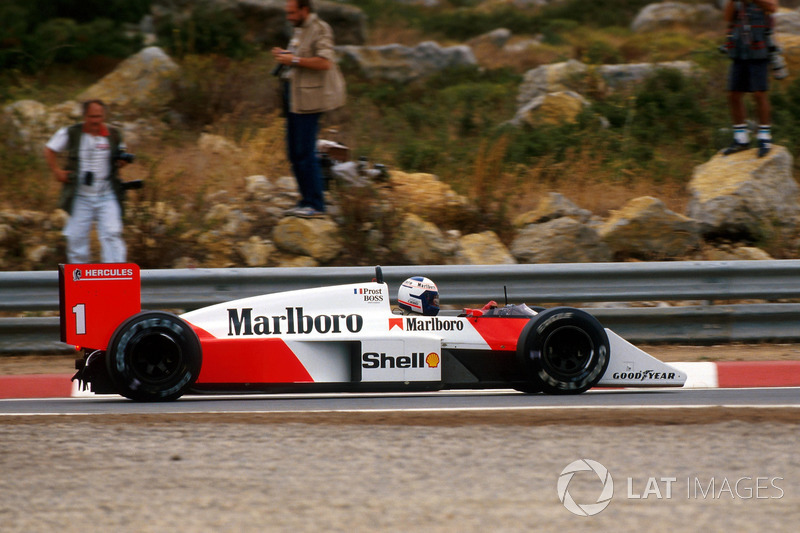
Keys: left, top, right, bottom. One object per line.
{"left": 1, "top": 343, "right": 799, "bottom": 375}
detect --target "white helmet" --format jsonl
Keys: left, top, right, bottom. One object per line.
{"left": 398, "top": 276, "right": 439, "bottom": 316}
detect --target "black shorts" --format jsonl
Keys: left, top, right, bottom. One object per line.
{"left": 728, "top": 59, "right": 769, "bottom": 92}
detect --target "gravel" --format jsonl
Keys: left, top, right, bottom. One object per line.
{"left": 1, "top": 413, "right": 798, "bottom": 532}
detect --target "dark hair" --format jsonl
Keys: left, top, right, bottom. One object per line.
{"left": 296, "top": 0, "right": 314, "bottom": 12}
{"left": 82, "top": 99, "right": 107, "bottom": 115}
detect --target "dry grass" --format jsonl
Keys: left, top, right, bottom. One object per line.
{"left": 507, "top": 147, "right": 689, "bottom": 218}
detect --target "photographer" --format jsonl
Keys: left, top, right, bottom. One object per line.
{"left": 44, "top": 99, "right": 133, "bottom": 263}
{"left": 271, "top": 0, "right": 346, "bottom": 218}
{"left": 721, "top": 0, "right": 778, "bottom": 158}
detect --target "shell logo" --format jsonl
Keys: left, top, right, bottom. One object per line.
{"left": 425, "top": 352, "right": 440, "bottom": 368}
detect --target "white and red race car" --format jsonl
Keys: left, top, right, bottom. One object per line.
{"left": 60, "top": 263, "right": 686, "bottom": 401}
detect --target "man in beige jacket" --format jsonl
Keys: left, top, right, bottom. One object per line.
{"left": 272, "top": 0, "right": 346, "bottom": 217}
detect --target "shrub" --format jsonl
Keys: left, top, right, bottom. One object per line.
{"left": 170, "top": 54, "right": 280, "bottom": 129}
{"left": 156, "top": 1, "right": 251, "bottom": 58}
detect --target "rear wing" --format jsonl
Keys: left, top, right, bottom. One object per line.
{"left": 59, "top": 264, "right": 141, "bottom": 351}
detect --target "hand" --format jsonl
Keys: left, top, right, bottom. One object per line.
{"left": 272, "top": 47, "right": 291, "bottom": 64}
{"left": 53, "top": 169, "right": 69, "bottom": 183}
{"left": 277, "top": 53, "right": 294, "bottom": 66}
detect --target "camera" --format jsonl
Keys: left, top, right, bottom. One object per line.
{"left": 121, "top": 180, "right": 144, "bottom": 191}
{"left": 769, "top": 46, "right": 789, "bottom": 80}
{"left": 116, "top": 152, "right": 135, "bottom": 163}
{"left": 271, "top": 64, "right": 288, "bottom": 77}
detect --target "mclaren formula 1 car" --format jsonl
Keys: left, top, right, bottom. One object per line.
{"left": 60, "top": 263, "right": 686, "bottom": 401}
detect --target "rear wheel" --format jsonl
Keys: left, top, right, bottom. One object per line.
{"left": 516, "top": 308, "right": 609, "bottom": 394}
{"left": 105, "top": 311, "right": 201, "bottom": 401}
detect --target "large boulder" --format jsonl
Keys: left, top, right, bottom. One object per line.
{"left": 336, "top": 41, "right": 477, "bottom": 83}
{"left": 272, "top": 217, "right": 342, "bottom": 263}
{"left": 516, "top": 59, "right": 697, "bottom": 107}
{"left": 454, "top": 231, "right": 516, "bottom": 265}
{"left": 510, "top": 217, "right": 612, "bottom": 264}
{"left": 392, "top": 213, "right": 454, "bottom": 264}
{"left": 598, "top": 196, "right": 701, "bottom": 259}
{"left": 2, "top": 100, "right": 81, "bottom": 151}
{"left": 78, "top": 47, "right": 180, "bottom": 112}
{"left": 387, "top": 170, "right": 475, "bottom": 222}
{"left": 631, "top": 2, "right": 721, "bottom": 33}
{"left": 775, "top": 10, "right": 800, "bottom": 35}
{"left": 687, "top": 145, "right": 800, "bottom": 240}
{"left": 517, "top": 60, "right": 589, "bottom": 106}
{"left": 509, "top": 90, "right": 589, "bottom": 126}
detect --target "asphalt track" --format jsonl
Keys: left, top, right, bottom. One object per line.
{"left": 1, "top": 387, "right": 798, "bottom": 417}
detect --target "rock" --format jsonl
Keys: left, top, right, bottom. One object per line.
{"left": 687, "top": 145, "right": 800, "bottom": 240}
{"left": 392, "top": 213, "right": 454, "bottom": 264}
{"left": 509, "top": 90, "right": 589, "bottom": 126}
{"left": 78, "top": 47, "right": 180, "bottom": 111}
{"left": 517, "top": 60, "right": 589, "bottom": 106}
{"left": 275, "top": 255, "right": 319, "bottom": 268}
{"left": 198, "top": 133, "right": 240, "bottom": 154}
{"left": 467, "top": 28, "right": 512, "bottom": 49}
{"left": 244, "top": 175, "right": 274, "bottom": 200}
{"left": 25, "top": 244, "right": 52, "bottom": 264}
{"left": 598, "top": 196, "right": 701, "bottom": 259}
{"left": 510, "top": 217, "right": 612, "bottom": 263}
{"left": 387, "top": 170, "right": 475, "bottom": 222}
{"left": 775, "top": 10, "right": 800, "bottom": 35}
{"left": 516, "top": 59, "right": 698, "bottom": 108}
{"left": 237, "top": 236, "right": 276, "bottom": 266}
{"left": 631, "top": 2, "right": 720, "bottom": 33}
{"left": 703, "top": 244, "right": 773, "bottom": 261}
{"left": 2, "top": 100, "right": 47, "bottom": 148}
{"left": 597, "top": 61, "right": 697, "bottom": 91}
{"left": 454, "top": 231, "right": 516, "bottom": 265}
{"left": 272, "top": 217, "right": 342, "bottom": 263}
{"left": 513, "top": 193, "right": 592, "bottom": 227}
{"left": 336, "top": 41, "right": 477, "bottom": 83}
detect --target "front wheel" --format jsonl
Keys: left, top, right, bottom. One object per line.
{"left": 105, "top": 311, "right": 202, "bottom": 401}
{"left": 516, "top": 307, "right": 609, "bottom": 394}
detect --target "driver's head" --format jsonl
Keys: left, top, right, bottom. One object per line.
{"left": 398, "top": 276, "right": 439, "bottom": 316}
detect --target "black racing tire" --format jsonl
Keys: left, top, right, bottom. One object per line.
{"left": 105, "top": 311, "right": 202, "bottom": 401}
{"left": 516, "top": 307, "right": 609, "bottom": 395}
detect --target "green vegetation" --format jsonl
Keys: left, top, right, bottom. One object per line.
{"left": 0, "top": 0, "right": 148, "bottom": 73}
{"left": 5, "top": 0, "right": 800, "bottom": 263}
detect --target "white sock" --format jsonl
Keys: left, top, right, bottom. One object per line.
{"left": 757, "top": 125, "right": 772, "bottom": 144}
{"left": 733, "top": 124, "right": 749, "bottom": 144}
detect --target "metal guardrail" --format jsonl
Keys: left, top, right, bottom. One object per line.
{"left": 2, "top": 261, "right": 800, "bottom": 353}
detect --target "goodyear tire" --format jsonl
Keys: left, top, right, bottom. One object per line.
{"left": 105, "top": 311, "right": 201, "bottom": 401}
{"left": 516, "top": 307, "right": 609, "bottom": 395}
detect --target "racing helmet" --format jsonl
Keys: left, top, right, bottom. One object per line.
{"left": 398, "top": 276, "right": 439, "bottom": 316}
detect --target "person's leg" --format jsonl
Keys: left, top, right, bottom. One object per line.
{"left": 288, "top": 111, "right": 324, "bottom": 212}
{"left": 62, "top": 195, "right": 94, "bottom": 263}
{"left": 751, "top": 58, "right": 771, "bottom": 157}
{"left": 96, "top": 192, "right": 126, "bottom": 263}
{"left": 753, "top": 91, "right": 771, "bottom": 125}
{"left": 729, "top": 91, "right": 747, "bottom": 126}
{"left": 723, "top": 60, "right": 751, "bottom": 155}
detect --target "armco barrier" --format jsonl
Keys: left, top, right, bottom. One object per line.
{"left": 2, "top": 261, "right": 800, "bottom": 352}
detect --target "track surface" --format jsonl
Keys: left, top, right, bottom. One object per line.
{"left": 2, "top": 389, "right": 799, "bottom": 533}
{"left": 2, "top": 387, "right": 799, "bottom": 416}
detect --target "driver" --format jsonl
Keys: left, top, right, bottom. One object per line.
{"left": 397, "top": 276, "right": 439, "bottom": 316}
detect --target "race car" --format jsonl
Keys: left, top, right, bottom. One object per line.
{"left": 59, "top": 263, "right": 686, "bottom": 401}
